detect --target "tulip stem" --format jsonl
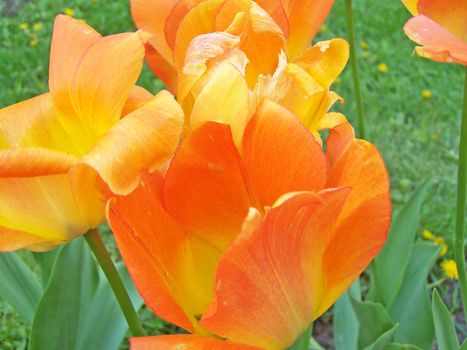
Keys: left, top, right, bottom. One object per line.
{"left": 344, "top": 0, "right": 366, "bottom": 139}
{"left": 455, "top": 67, "right": 467, "bottom": 322}
{"left": 84, "top": 229, "right": 145, "bottom": 337}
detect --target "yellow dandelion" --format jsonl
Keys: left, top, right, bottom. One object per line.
{"left": 320, "top": 24, "right": 328, "bottom": 33}
{"left": 433, "top": 236, "right": 445, "bottom": 245}
{"left": 360, "top": 40, "right": 369, "bottom": 49}
{"left": 362, "top": 51, "right": 370, "bottom": 59}
{"left": 19, "top": 22, "right": 28, "bottom": 30}
{"left": 422, "top": 229, "right": 434, "bottom": 240}
{"left": 32, "top": 23, "right": 42, "bottom": 31}
{"left": 439, "top": 243, "right": 448, "bottom": 257}
{"left": 64, "top": 8, "right": 75, "bottom": 16}
{"left": 422, "top": 89, "right": 432, "bottom": 99}
{"left": 441, "top": 259, "right": 458, "bottom": 280}
{"left": 377, "top": 63, "right": 389, "bottom": 73}
{"left": 29, "top": 37, "right": 39, "bottom": 47}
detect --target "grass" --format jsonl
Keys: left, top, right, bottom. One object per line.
{"left": 0, "top": 0, "right": 465, "bottom": 347}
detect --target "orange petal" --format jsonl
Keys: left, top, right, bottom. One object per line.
{"left": 254, "top": 0, "right": 290, "bottom": 37}
{"left": 315, "top": 123, "right": 391, "bottom": 316}
{"left": 49, "top": 15, "right": 147, "bottom": 154}
{"left": 281, "top": 0, "right": 336, "bottom": 59}
{"left": 0, "top": 148, "right": 77, "bottom": 177}
{"left": 242, "top": 100, "right": 327, "bottom": 207}
{"left": 402, "top": 0, "right": 418, "bottom": 15}
{"left": 131, "top": 335, "right": 262, "bottom": 350}
{"left": 122, "top": 86, "right": 154, "bottom": 117}
{"left": 418, "top": 0, "right": 467, "bottom": 41}
{"left": 201, "top": 189, "right": 350, "bottom": 349}
{"left": 0, "top": 93, "right": 76, "bottom": 154}
{"left": 164, "top": 122, "right": 252, "bottom": 252}
{"left": 144, "top": 44, "right": 178, "bottom": 94}
{"left": 294, "top": 39, "right": 349, "bottom": 89}
{"left": 404, "top": 15, "right": 467, "bottom": 65}
{"left": 108, "top": 172, "right": 219, "bottom": 333}
{"left": 0, "top": 174, "right": 104, "bottom": 252}
{"left": 76, "top": 90, "right": 184, "bottom": 196}
{"left": 130, "top": 0, "right": 178, "bottom": 64}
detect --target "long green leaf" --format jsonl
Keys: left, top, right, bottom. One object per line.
{"left": 351, "top": 298, "right": 395, "bottom": 349}
{"left": 432, "top": 289, "right": 460, "bottom": 350}
{"left": 334, "top": 280, "right": 361, "bottom": 350}
{"left": 384, "top": 344, "right": 423, "bottom": 350}
{"left": 460, "top": 340, "right": 467, "bottom": 350}
{"left": 0, "top": 252, "right": 42, "bottom": 322}
{"left": 363, "top": 324, "right": 399, "bottom": 350}
{"left": 371, "top": 181, "right": 430, "bottom": 307}
{"left": 389, "top": 242, "right": 439, "bottom": 348}
{"left": 29, "top": 238, "right": 143, "bottom": 350}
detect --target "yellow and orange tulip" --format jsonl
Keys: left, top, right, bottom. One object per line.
{"left": 402, "top": 0, "right": 467, "bottom": 65}
{"left": 0, "top": 15, "right": 184, "bottom": 252}
{"left": 130, "top": 0, "right": 346, "bottom": 143}
{"left": 108, "top": 100, "right": 391, "bottom": 349}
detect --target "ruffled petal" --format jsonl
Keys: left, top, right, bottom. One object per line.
{"left": 131, "top": 335, "right": 261, "bottom": 350}
{"left": 144, "top": 44, "right": 178, "bottom": 94}
{"left": 108, "top": 172, "right": 216, "bottom": 333}
{"left": 242, "top": 100, "right": 327, "bottom": 207}
{"left": 254, "top": 0, "right": 290, "bottom": 37}
{"left": 49, "top": 15, "right": 148, "bottom": 154}
{"left": 164, "top": 122, "right": 252, "bottom": 252}
{"left": 130, "top": 0, "right": 178, "bottom": 64}
{"left": 404, "top": 15, "right": 467, "bottom": 65}
{"left": 122, "top": 86, "right": 154, "bottom": 117}
{"left": 76, "top": 91, "right": 184, "bottom": 196}
{"left": 201, "top": 190, "right": 349, "bottom": 349}
{"left": 315, "top": 123, "right": 391, "bottom": 315}
{"left": 418, "top": 0, "right": 467, "bottom": 41}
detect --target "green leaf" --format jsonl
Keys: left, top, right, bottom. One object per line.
{"left": 29, "top": 238, "right": 143, "bottom": 350}
{"left": 334, "top": 280, "right": 361, "bottom": 350}
{"left": 460, "top": 340, "right": 467, "bottom": 350}
{"left": 370, "top": 181, "right": 430, "bottom": 307}
{"left": 0, "top": 252, "right": 42, "bottom": 322}
{"left": 389, "top": 242, "right": 439, "bottom": 348}
{"left": 384, "top": 343, "right": 423, "bottom": 350}
{"left": 351, "top": 298, "right": 395, "bottom": 348}
{"left": 362, "top": 324, "right": 399, "bottom": 350}
{"left": 432, "top": 289, "right": 460, "bottom": 350}
{"left": 32, "top": 249, "right": 59, "bottom": 286}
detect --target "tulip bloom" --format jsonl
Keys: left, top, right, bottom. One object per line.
{"left": 402, "top": 0, "right": 467, "bottom": 65}
{"left": 0, "top": 15, "right": 184, "bottom": 252}
{"left": 130, "top": 0, "right": 346, "bottom": 143}
{"left": 108, "top": 100, "right": 391, "bottom": 349}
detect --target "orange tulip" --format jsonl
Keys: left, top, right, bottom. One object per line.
{"left": 108, "top": 100, "right": 391, "bottom": 349}
{"left": 0, "top": 15, "right": 184, "bottom": 252}
{"left": 130, "top": 0, "right": 345, "bottom": 143}
{"left": 402, "top": 0, "right": 467, "bottom": 65}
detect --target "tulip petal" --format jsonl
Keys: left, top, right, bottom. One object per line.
{"left": 188, "top": 61, "right": 250, "bottom": 146}
{"left": 243, "top": 100, "right": 327, "bottom": 207}
{"left": 144, "top": 44, "right": 178, "bottom": 94}
{"left": 254, "top": 0, "right": 290, "bottom": 37}
{"left": 201, "top": 189, "right": 349, "bottom": 350}
{"left": 418, "top": 0, "right": 467, "bottom": 41}
{"left": 164, "top": 122, "right": 252, "bottom": 252}
{"left": 0, "top": 174, "right": 104, "bottom": 252}
{"left": 49, "top": 15, "right": 148, "bottom": 154}
{"left": 404, "top": 15, "right": 467, "bottom": 65}
{"left": 0, "top": 148, "right": 77, "bottom": 177}
{"left": 402, "top": 0, "right": 418, "bottom": 15}
{"left": 108, "top": 172, "right": 220, "bottom": 333}
{"left": 131, "top": 335, "right": 261, "bottom": 350}
{"left": 76, "top": 91, "right": 184, "bottom": 196}
{"left": 130, "top": 0, "right": 178, "bottom": 64}
{"left": 281, "top": 0, "right": 336, "bottom": 59}
{"left": 122, "top": 86, "right": 154, "bottom": 117}
{"left": 315, "top": 123, "right": 391, "bottom": 315}
{"left": 0, "top": 93, "right": 76, "bottom": 154}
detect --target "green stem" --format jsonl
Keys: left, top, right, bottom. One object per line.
{"left": 84, "top": 229, "right": 145, "bottom": 337}
{"left": 286, "top": 325, "right": 312, "bottom": 350}
{"left": 344, "top": 0, "right": 366, "bottom": 139}
{"left": 455, "top": 68, "right": 467, "bottom": 322}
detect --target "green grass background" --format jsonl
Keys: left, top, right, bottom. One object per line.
{"left": 0, "top": 0, "right": 465, "bottom": 347}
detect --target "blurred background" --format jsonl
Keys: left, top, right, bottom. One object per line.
{"left": 0, "top": 0, "right": 465, "bottom": 348}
